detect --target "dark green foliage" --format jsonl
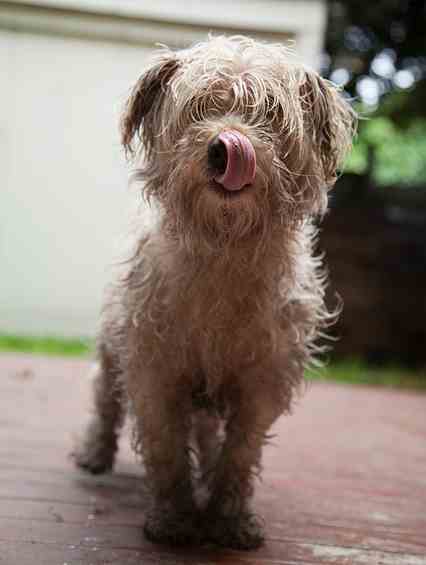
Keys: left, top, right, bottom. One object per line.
{"left": 325, "top": 1, "right": 426, "bottom": 187}
{"left": 346, "top": 115, "right": 426, "bottom": 185}
{"left": 325, "top": 0, "right": 426, "bottom": 119}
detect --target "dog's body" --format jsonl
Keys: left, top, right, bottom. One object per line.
{"left": 75, "top": 36, "right": 355, "bottom": 549}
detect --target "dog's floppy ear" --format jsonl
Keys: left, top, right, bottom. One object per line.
{"left": 121, "top": 53, "right": 180, "bottom": 156}
{"left": 300, "top": 70, "right": 357, "bottom": 186}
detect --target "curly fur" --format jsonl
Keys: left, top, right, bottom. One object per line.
{"left": 74, "top": 35, "right": 356, "bottom": 550}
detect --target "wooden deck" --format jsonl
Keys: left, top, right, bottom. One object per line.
{"left": 1, "top": 353, "right": 425, "bottom": 565}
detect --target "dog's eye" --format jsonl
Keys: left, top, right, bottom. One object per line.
{"left": 186, "top": 94, "right": 219, "bottom": 122}
{"left": 189, "top": 97, "right": 207, "bottom": 121}
{"left": 265, "top": 96, "right": 284, "bottom": 124}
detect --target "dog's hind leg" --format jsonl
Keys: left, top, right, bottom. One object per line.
{"left": 73, "top": 343, "right": 125, "bottom": 474}
{"left": 193, "top": 411, "right": 222, "bottom": 486}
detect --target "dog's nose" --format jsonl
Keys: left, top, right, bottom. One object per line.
{"left": 208, "top": 130, "right": 256, "bottom": 191}
{"left": 208, "top": 137, "right": 228, "bottom": 176}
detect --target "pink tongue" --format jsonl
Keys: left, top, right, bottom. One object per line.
{"left": 214, "top": 130, "right": 256, "bottom": 191}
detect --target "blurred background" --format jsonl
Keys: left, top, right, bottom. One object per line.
{"left": 1, "top": 0, "right": 425, "bottom": 387}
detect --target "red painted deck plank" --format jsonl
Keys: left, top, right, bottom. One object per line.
{"left": 1, "top": 352, "right": 425, "bottom": 564}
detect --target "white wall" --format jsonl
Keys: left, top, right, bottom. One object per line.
{"left": 1, "top": 30, "right": 152, "bottom": 335}
{"left": 0, "top": 0, "right": 326, "bottom": 337}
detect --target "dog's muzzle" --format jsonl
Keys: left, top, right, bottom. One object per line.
{"left": 208, "top": 130, "right": 256, "bottom": 191}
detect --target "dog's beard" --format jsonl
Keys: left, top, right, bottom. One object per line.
{"left": 166, "top": 174, "right": 273, "bottom": 253}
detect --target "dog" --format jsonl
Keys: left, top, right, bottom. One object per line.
{"left": 74, "top": 35, "right": 355, "bottom": 550}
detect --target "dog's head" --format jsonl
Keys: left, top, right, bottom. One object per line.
{"left": 121, "top": 36, "right": 356, "bottom": 249}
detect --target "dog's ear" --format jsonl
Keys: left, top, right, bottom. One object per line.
{"left": 300, "top": 70, "right": 356, "bottom": 186}
{"left": 121, "top": 53, "right": 180, "bottom": 156}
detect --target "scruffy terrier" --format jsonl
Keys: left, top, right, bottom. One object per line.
{"left": 74, "top": 36, "right": 355, "bottom": 550}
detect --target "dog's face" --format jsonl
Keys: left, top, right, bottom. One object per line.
{"left": 122, "top": 36, "right": 355, "bottom": 249}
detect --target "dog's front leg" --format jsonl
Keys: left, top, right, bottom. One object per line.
{"left": 205, "top": 380, "right": 283, "bottom": 550}
{"left": 127, "top": 367, "right": 199, "bottom": 546}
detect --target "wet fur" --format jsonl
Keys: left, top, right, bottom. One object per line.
{"left": 74, "top": 36, "right": 356, "bottom": 549}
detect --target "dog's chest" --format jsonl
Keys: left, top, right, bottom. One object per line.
{"left": 146, "top": 251, "right": 281, "bottom": 376}
{"left": 178, "top": 280, "right": 276, "bottom": 375}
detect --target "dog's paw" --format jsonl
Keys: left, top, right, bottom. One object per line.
{"left": 205, "top": 511, "right": 265, "bottom": 550}
{"left": 144, "top": 508, "right": 200, "bottom": 547}
{"left": 72, "top": 442, "right": 115, "bottom": 475}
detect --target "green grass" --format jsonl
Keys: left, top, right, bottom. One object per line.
{"left": 1, "top": 334, "right": 425, "bottom": 391}
{"left": 0, "top": 334, "right": 92, "bottom": 357}
{"left": 307, "top": 359, "right": 426, "bottom": 391}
